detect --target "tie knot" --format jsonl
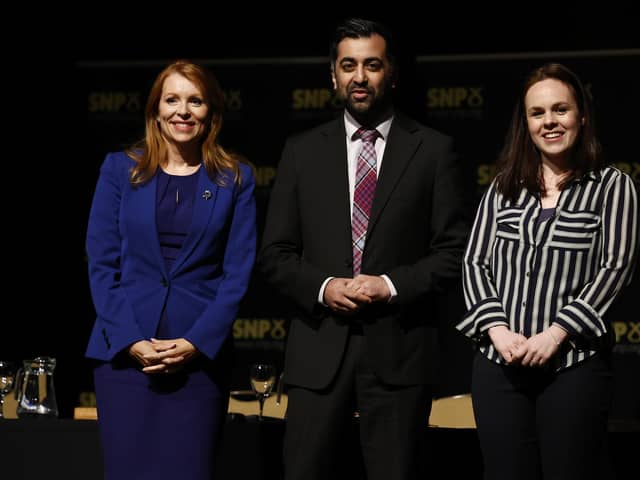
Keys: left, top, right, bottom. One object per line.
{"left": 353, "top": 127, "right": 380, "bottom": 144}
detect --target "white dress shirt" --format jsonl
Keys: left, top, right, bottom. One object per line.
{"left": 318, "top": 111, "right": 398, "bottom": 305}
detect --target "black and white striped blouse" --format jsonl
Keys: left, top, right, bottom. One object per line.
{"left": 456, "top": 167, "right": 638, "bottom": 370}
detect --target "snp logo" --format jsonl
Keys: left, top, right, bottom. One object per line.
{"left": 426, "top": 87, "right": 484, "bottom": 109}
{"left": 224, "top": 90, "right": 242, "bottom": 111}
{"left": 292, "top": 89, "right": 343, "bottom": 110}
{"left": 78, "top": 391, "right": 97, "bottom": 407}
{"left": 613, "top": 321, "right": 640, "bottom": 344}
{"left": 255, "top": 166, "right": 277, "bottom": 188}
{"left": 613, "top": 162, "right": 640, "bottom": 183}
{"left": 88, "top": 91, "right": 141, "bottom": 113}
{"left": 233, "top": 318, "right": 287, "bottom": 340}
{"left": 477, "top": 163, "right": 497, "bottom": 187}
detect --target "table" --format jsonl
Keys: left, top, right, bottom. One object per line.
{"left": 1, "top": 418, "right": 101, "bottom": 479}
{"left": 1, "top": 417, "right": 636, "bottom": 479}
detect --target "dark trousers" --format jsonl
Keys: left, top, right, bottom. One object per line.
{"left": 283, "top": 331, "right": 432, "bottom": 480}
{"left": 472, "top": 352, "right": 612, "bottom": 480}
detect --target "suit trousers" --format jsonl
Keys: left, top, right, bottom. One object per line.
{"left": 472, "top": 352, "right": 612, "bottom": 480}
{"left": 283, "top": 329, "right": 432, "bottom": 480}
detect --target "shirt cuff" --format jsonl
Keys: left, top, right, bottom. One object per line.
{"left": 318, "top": 277, "right": 334, "bottom": 306}
{"left": 381, "top": 274, "right": 397, "bottom": 303}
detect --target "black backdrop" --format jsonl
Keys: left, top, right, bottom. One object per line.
{"left": 5, "top": 16, "right": 639, "bottom": 435}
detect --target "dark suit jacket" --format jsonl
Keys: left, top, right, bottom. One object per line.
{"left": 259, "top": 113, "right": 468, "bottom": 389}
{"left": 85, "top": 152, "right": 256, "bottom": 362}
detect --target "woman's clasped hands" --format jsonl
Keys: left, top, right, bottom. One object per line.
{"left": 488, "top": 325, "right": 567, "bottom": 367}
{"left": 128, "top": 338, "right": 198, "bottom": 374}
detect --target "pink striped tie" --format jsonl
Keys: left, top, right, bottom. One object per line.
{"left": 352, "top": 128, "right": 380, "bottom": 275}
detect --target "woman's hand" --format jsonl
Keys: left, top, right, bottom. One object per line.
{"left": 516, "top": 325, "right": 567, "bottom": 367}
{"left": 128, "top": 340, "right": 164, "bottom": 367}
{"left": 128, "top": 338, "right": 199, "bottom": 374}
{"left": 488, "top": 325, "right": 527, "bottom": 364}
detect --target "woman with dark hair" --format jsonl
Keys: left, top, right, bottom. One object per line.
{"left": 457, "top": 63, "right": 638, "bottom": 479}
{"left": 86, "top": 60, "right": 256, "bottom": 479}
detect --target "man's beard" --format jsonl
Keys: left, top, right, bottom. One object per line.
{"left": 344, "top": 90, "right": 391, "bottom": 125}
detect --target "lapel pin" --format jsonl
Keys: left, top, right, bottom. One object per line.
{"left": 202, "top": 190, "right": 212, "bottom": 200}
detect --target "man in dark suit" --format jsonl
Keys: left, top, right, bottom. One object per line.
{"left": 259, "top": 18, "right": 468, "bottom": 480}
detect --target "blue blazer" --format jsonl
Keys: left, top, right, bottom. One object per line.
{"left": 85, "top": 152, "right": 256, "bottom": 361}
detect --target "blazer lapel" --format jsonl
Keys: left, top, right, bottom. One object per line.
{"left": 367, "top": 115, "right": 421, "bottom": 237}
{"left": 321, "top": 120, "right": 352, "bottom": 250}
{"left": 169, "top": 167, "right": 218, "bottom": 275}
{"left": 129, "top": 173, "right": 168, "bottom": 277}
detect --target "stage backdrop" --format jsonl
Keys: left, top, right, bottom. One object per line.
{"left": 68, "top": 50, "right": 639, "bottom": 425}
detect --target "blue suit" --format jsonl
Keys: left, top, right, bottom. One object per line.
{"left": 86, "top": 151, "right": 256, "bottom": 361}
{"left": 86, "top": 151, "right": 256, "bottom": 480}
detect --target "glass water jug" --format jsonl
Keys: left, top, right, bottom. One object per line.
{"left": 15, "top": 356, "right": 59, "bottom": 418}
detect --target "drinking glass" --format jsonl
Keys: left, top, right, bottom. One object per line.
{"left": 0, "top": 361, "right": 15, "bottom": 419}
{"left": 249, "top": 363, "right": 276, "bottom": 421}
